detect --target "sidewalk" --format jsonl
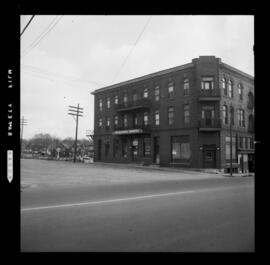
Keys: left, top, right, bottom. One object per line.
{"left": 91, "top": 161, "right": 255, "bottom": 177}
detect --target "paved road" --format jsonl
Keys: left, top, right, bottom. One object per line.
{"left": 21, "top": 176, "right": 254, "bottom": 252}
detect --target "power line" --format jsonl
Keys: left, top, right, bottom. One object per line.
{"left": 21, "top": 15, "right": 35, "bottom": 37}
{"left": 21, "top": 16, "right": 59, "bottom": 56}
{"left": 111, "top": 16, "right": 152, "bottom": 84}
{"left": 21, "top": 65, "right": 105, "bottom": 86}
{"left": 22, "top": 16, "right": 63, "bottom": 58}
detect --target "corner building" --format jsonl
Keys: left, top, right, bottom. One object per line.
{"left": 91, "top": 56, "right": 254, "bottom": 173}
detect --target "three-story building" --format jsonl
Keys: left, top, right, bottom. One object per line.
{"left": 91, "top": 56, "right": 254, "bottom": 172}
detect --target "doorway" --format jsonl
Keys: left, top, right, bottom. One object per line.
{"left": 203, "top": 145, "right": 216, "bottom": 168}
{"left": 153, "top": 136, "right": 160, "bottom": 164}
{"left": 131, "top": 138, "right": 139, "bottom": 161}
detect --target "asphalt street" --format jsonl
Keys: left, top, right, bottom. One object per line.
{"left": 21, "top": 175, "right": 254, "bottom": 252}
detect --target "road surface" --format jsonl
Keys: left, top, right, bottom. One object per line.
{"left": 21, "top": 161, "right": 254, "bottom": 252}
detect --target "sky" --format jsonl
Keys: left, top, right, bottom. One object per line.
{"left": 20, "top": 15, "right": 254, "bottom": 140}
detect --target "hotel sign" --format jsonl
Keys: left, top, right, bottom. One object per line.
{"left": 113, "top": 129, "right": 142, "bottom": 135}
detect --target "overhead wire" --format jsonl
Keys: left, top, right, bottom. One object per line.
{"left": 21, "top": 15, "right": 35, "bottom": 36}
{"left": 21, "top": 64, "right": 106, "bottom": 86}
{"left": 21, "top": 16, "right": 63, "bottom": 58}
{"left": 111, "top": 16, "right": 152, "bottom": 84}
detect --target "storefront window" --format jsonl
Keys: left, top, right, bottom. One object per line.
{"left": 171, "top": 136, "right": 191, "bottom": 161}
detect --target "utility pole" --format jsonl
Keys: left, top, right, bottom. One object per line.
{"left": 68, "top": 104, "right": 83, "bottom": 163}
{"left": 230, "top": 104, "right": 233, "bottom": 177}
{"left": 20, "top": 116, "right": 28, "bottom": 157}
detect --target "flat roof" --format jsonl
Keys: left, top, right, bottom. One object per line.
{"left": 91, "top": 58, "right": 254, "bottom": 95}
{"left": 91, "top": 62, "right": 193, "bottom": 95}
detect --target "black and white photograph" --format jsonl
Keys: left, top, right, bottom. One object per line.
{"left": 4, "top": 13, "right": 256, "bottom": 253}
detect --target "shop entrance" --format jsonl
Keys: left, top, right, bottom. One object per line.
{"left": 203, "top": 145, "right": 216, "bottom": 168}
{"left": 153, "top": 136, "right": 160, "bottom": 164}
{"left": 131, "top": 138, "right": 139, "bottom": 161}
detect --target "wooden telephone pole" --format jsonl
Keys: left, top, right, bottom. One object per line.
{"left": 20, "top": 116, "right": 27, "bottom": 156}
{"left": 68, "top": 104, "right": 83, "bottom": 162}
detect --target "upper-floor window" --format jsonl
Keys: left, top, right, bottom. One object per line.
{"left": 223, "top": 104, "right": 228, "bottom": 125}
{"left": 184, "top": 104, "right": 190, "bottom": 124}
{"left": 228, "top": 80, "right": 233, "bottom": 98}
{"left": 154, "top": 86, "right": 160, "bottom": 101}
{"left": 230, "top": 106, "right": 234, "bottom": 125}
{"left": 201, "top": 77, "right": 214, "bottom": 90}
{"left": 247, "top": 91, "right": 254, "bottom": 109}
{"left": 168, "top": 106, "right": 174, "bottom": 125}
{"left": 106, "top": 117, "right": 110, "bottom": 129}
{"left": 114, "top": 115, "right": 118, "bottom": 126}
{"left": 132, "top": 90, "right": 138, "bottom": 102}
{"left": 114, "top": 95, "right": 118, "bottom": 105}
{"left": 222, "top": 78, "right": 227, "bottom": 96}
{"left": 154, "top": 110, "right": 160, "bottom": 126}
{"left": 248, "top": 114, "right": 254, "bottom": 133}
{"left": 106, "top": 97, "right": 110, "bottom": 109}
{"left": 238, "top": 109, "right": 245, "bottom": 127}
{"left": 143, "top": 88, "right": 148, "bottom": 98}
{"left": 183, "top": 78, "right": 190, "bottom": 95}
{"left": 98, "top": 98, "right": 103, "bottom": 111}
{"left": 123, "top": 91, "right": 127, "bottom": 104}
{"left": 143, "top": 112, "right": 149, "bottom": 126}
{"left": 123, "top": 114, "right": 128, "bottom": 128}
{"left": 238, "top": 84, "right": 243, "bottom": 100}
{"left": 168, "top": 82, "right": 174, "bottom": 99}
{"left": 98, "top": 118, "right": 102, "bottom": 127}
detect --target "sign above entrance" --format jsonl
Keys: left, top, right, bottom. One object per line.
{"left": 113, "top": 129, "right": 142, "bottom": 135}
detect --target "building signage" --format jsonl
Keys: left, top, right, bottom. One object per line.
{"left": 113, "top": 129, "right": 142, "bottom": 135}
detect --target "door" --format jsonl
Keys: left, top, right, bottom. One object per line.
{"left": 153, "top": 136, "right": 160, "bottom": 164}
{"left": 203, "top": 145, "right": 216, "bottom": 168}
{"left": 131, "top": 138, "right": 139, "bottom": 161}
{"left": 205, "top": 110, "right": 214, "bottom": 127}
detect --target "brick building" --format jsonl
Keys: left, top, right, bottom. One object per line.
{"left": 91, "top": 56, "right": 254, "bottom": 172}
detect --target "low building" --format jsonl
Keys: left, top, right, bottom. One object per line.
{"left": 91, "top": 56, "right": 254, "bottom": 172}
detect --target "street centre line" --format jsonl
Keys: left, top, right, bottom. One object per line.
{"left": 21, "top": 185, "right": 252, "bottom": 212}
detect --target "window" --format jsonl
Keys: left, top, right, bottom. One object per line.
{"left": 168, "top": 107, "right": 174, "bottom": 125}
{"left": 123, "top": 114, "right": 128, "bottom": 128}
{"left": 98, "top": 118, "right": 102, "bottom": 127}
{"left": 132, "top": 91, "right": 138, "bottom": 102}
{"left": 143, "top": 112, "right": 149, "bottom": 126}
{"left": 154, "top": 86, "right": 160, "bottom": 101}
{"left": 106, "top": 117, "right": 110, "bottom": 130}
{"left": 113, "top": 139, "right": 119, "bottom": 157}
{"left": 228, "top": 80, "right": 233, "bottom": 98}
{"left": 105, "top": 141, "right": 110, "bottom": 157}
{"left": 106, "top": 97, "right": 110, "bottom": 109}
{"left": 239, "top": 136, "right": 244, "bottom": 149}
{"left": 98, "top": 98, "right": 102, "bottom": 111}
{"left": 184, "top": 104, "right": 190, "bottom": 124}
{"left": 168, "top": 82, "right": 174, "bottom": 99}
{"left": 171, "top": 136, "right": 191, "bottom": 161}
{"left": 238, "top": 109, "right": 245, "bottom": 127}
{"left": 222, "top": 78, "right": 227, "bottom": 96}
{"left": 247, "top": 138, "right": 251, "bottom": 150}
{"left": 133, "top": 114, "right": 138, "bottom": 126}
{"left": 245, "top": 137, "right": 249, "bottom": 149}
{"left": 154, "top": 110, "right": 160, "bottom": 126}
{"left": 223, "top": 105, "right": 228, "bottom": 125}
{"left": 247, "top": 92, "right": 254, "bottom": 109}
{"left": 183, "top": 78, "right": 190, "bottom": 95}
{"left": 238, "top": 84, "right": 243, "bottom": 100}
{"left": 248, "top": 114, "right": 254, "bottom": 132}
{"left": 123, "top": 91, "right": 127, "bottom": 105}
{"left": 143, "top": 88, "right": 148, "bottom": 98}
{"left": 114, "top": 115, "right": 118, "bottom": 126}
{"left": 201, "top": 77, "right": 214, "bottom": 90}
{"left": 143, "top": 137, "right": 151, "bottom": 157}
{"left": 225, "top": 136, "right": 236, "bottom": 160}
{"left": 230, "top": 106, "right": 234, "bottom": 126}
{"left": 114, "top": 95, "right": 118, "bottom": 105}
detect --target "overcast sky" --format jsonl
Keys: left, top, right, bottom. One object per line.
{"left": 20, "top": 15, "right": 254, "bottom": 140}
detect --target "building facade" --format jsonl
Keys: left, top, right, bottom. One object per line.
{"left": 91, "top": 56, "right": 254, "bottom": 172}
